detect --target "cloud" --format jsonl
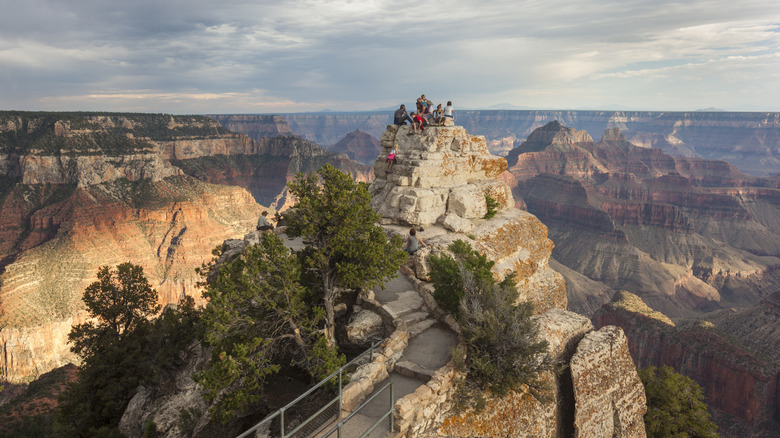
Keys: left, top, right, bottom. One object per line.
{"left": 0, "top": 0, "right": 778, "bottom": 112}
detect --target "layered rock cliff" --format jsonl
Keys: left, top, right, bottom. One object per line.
{"left": 593, "top": 291, "right": 780, "bottom": 437}
{"left": 0, "top": 112, "right": 271, "bottom": 382}
{"left": 328, "top": 129, "right": 381, "bottom": 165}
{"left": 239, "top": 110, "right": 780, "bottom": 176}
{"left": 503, "top": 121, "right": 780, "bottom": 318}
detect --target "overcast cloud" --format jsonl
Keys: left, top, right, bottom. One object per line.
{"left": 1, "top": 0, "right": 778, "bottom": 113}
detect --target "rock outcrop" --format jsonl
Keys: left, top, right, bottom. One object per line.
{"left": 593, "top": 291, "right": 780, "bottom": 437}
{"left": 366, "top": 122, "right": 645, "bottom": 437}
{"left": 370, "top": 122, "right": 566, "bottom": 312}
{"left": 503, "top": 121, "right": 780, "bottom": 318}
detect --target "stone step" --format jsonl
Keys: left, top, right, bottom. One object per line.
{"left": 407, "top": 318, "right": 437, "bottom": 338}
{"left": 381, "top": 290, "right": 423, "bottom": 320}
{"left": 394, "top": 360, "right": 434, "bottom": 383}
{"left": 400, "top": 310, "right": 430, "bottom": 326}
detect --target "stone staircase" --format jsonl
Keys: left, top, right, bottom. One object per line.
{"left": 321, "top": 269, "right": 458, "bottom": 438}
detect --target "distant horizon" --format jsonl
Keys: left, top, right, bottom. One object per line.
{"left": 4, "top": 107, "right": 780, "bottom": 116}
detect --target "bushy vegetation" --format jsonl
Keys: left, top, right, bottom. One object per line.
{"left": 430, "top": 240, "right": 552, "bottom": 412}
{"left": 429, "top": 240, "right": 502, "bottom": 315}
{"left": 56, "top": 263, "right": 201, "bottom": 437}
{"left": 196, "top": 233, "right": 345, "bottom": 423}
{"left": 195, "top": 164, "right": 405, "bottom": 421}
{"left": 284, "top": 164, "right": 407, "bottom": 345}
{"left": 639, "top": 366, "right": 718, "bottom": 438}
{"left": 483, "top": 195, "right": 499, "bottom": 219}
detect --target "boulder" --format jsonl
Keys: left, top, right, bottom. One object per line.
{"left": 345, "top": 310, "right": 384, "bottom": 345}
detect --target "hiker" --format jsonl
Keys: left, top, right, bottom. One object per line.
{"left": 256, "top": 211, "right": 274, "bottom": 232}
{"left": 394, "top": 104, "right": 412, "bottom": 125}
{"left": 385, "top": 147, "right": 397, "bottom": 173}
{"left": 443, "top": 101, "right": 454, "bottom": 122}
{"left": 404, "top": 228, "right": 426, "bottom": 255}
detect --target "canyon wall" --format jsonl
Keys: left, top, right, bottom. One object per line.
{"left": 593, "top": 291, "right": 780, "bottom": 437}
{"left": 501, "top": 121, "right": 780, "bottom": 318}
{"left": 231, "top": 110, "right": 780, "bottom": 176}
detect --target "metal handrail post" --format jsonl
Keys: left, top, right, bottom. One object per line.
{"left": 338, "top": 370, "right": 343, "bottom": 418}
{"left": 280, "top": 407, "right": 285, "bottom": 438}
{"left": 390, "top": 383, "right": 395, "bottom": 433}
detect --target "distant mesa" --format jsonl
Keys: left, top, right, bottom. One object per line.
{"left": 503, "top": 120, "right": 780, "bottom": 318}
{"left": 328, "top": 129, "right": 381, "bottom": 165}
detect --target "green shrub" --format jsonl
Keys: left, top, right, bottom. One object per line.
{"left": 483, "top": 195, "right": 500, "bottom": 219}
{"left": 428, "top": 240, "right": 552, "bottom": 412}
{"left": 639, "top": 366, "right": 718, "bottom": 438}
{"left": 429, "top": 240, "right": 498, "bottom": 315}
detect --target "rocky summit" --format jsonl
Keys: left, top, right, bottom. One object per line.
{"left": 371, "top": 120, "right": 566, "bottom": 312}
{"left": 363, "top": 121, "right": 646, "bottom": 437}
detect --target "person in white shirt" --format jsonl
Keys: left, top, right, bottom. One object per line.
{"left": 443, "top": 101, "right": 454, "bottom": 121}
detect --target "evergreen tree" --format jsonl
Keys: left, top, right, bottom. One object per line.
{"left": 196, "top": 233, "right": 345, "bottom": 423}
{"left": 640, "top": 365, "right": 718, "bottom": 438}
{"left": 285, "top": 164, "right": 407, "bottom": 345}
{"left": 58, "top": 262, "right": 161, "bottom": 437}
{"left": 429, "top": 240, "right": 552, "bottom": 412}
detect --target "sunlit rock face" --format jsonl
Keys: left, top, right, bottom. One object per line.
{"left": 0, "top": 113, "right": 264, "bottom": 383}
{"left": 593, "top": 291, "right": 780, "bottom": 437}
{"left": 370, "top": 123, "right": 566, "bottom": 313}
{"left": 503, "top": 121, "right": 780, "bottom": 319}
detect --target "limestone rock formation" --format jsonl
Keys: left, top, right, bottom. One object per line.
{"left": 365, "top": 123, "right": 645, "bottom": 437}
{"left": 503, "top": 121, "right": 780, "bottom": 318}
{"left": 570, "top": 326, "right": 647, "bottom": 438}
{"left": 594, "top": 291, "right": 780, "bottom": 437}
{"left": 370, "top": 123, "right": 566, "bottom": 312}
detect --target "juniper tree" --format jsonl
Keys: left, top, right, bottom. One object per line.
{"left": 640, "top": 365, "right": 718, "bottom": 438}
{"left": 196, "top": 232, "right": 345, "bottom": 422}
{"left": 285, "top": 164, "right": 407, "bottom": 345}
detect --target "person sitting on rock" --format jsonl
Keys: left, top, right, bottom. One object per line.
{"left": 257, "top": 211, "right": 274, "bottom": 232}
{"left": 432, "top": 104, "right": 444, "bottom": 125}
{"left": 404, "top": 228, "right": 426, "bottom": 255}
{"left": 394, "top": 104, "right": 412, "bottom": 125}
{"left": 443, "top": 101, "right": 454, "bottom": 122}
{"left": 385, "top": 147, "right": 397, "bottom": 173}
{"left": 408, "top": 112, "right": 425, "bottom": 135}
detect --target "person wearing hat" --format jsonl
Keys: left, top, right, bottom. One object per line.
{"left": 256, "top": 211, "right": 274, "bottom": 232}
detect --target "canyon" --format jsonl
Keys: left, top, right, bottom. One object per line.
{"left": 0, "top": 112, "right": 367, "bottom": 383}
{"left": 224, "top": 110, "right": 780, "bottom": 176}
{"left": 594, "top": 291, "right": 780, "bottom": 437}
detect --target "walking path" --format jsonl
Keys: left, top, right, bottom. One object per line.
{"left": 325, "top": 269, "right": 458, "bottom": 437}
{"left": 277, "top": 232, "right": 458, "bottom": 438}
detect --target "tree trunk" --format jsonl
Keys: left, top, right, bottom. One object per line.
{"left": 323, "top": 278, "right": 337, "bottom": 346}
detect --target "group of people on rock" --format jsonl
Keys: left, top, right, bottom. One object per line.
{"left": 386, "top": 94, "right": 454, "bottom": 174}
{"left": 393, "top": 94, "right": 454, "bottom": 135}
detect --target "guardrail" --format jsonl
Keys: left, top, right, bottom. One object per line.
{"left": 236, "top": 338, "right": 384, "bottom": 438}
{"left": 320, "top": 381, "right": 394, "bottom": 438}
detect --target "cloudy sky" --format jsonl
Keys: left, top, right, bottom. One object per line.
{"left": 1, "top": 0, "right": 779, "bottom": 113}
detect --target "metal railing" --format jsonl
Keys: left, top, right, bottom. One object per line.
{"left": 320, "top": 381, "right": 394, "bottom": 438}
{"left": 237, "top": 338, "right": 384, "bottom": 438}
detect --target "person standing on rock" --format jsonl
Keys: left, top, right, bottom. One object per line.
{"left": 385, "top": 147, "right": 397, "bottom": 173}
{"left": 394, "top": 104, "right": 412, "bottom": 125}
{"left": 256, "top": 211, "right": 274, "bottom": 232}
{"left": 404, "top": 228, "right": 426, "bottom": 255}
